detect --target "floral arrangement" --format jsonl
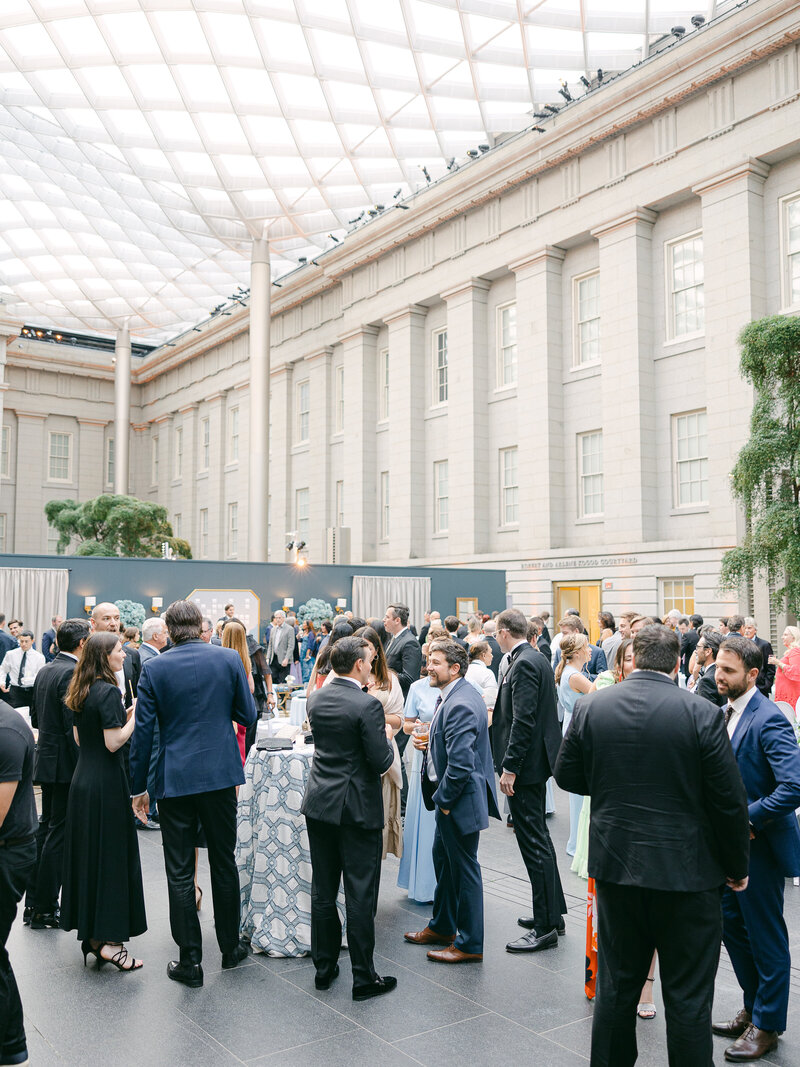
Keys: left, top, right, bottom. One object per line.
{"left": 297, "top": 598, "right": 334, "bottom": 627}
{"left": 115, "top": 599, "right": 146, "bottom": 630}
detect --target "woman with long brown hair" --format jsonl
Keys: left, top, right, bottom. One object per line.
{"left": 59, "top": 632, "right": 146, "bottom": 971}
{"left": 222, "top": 620, "right": 253, "bottom": 766}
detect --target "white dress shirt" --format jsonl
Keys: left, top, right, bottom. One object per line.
{"left": 726, "top": 686, "right": 756, "bottom": 739}
{"left": 0, "top": 646, "right": 45, "bottom": 688}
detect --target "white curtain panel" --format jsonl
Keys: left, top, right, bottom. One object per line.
{"left": 351, "top": 575, "right": 431, "bottom": 632}
{"left": 0, "top": 567, "right": 68, "bottom": 649}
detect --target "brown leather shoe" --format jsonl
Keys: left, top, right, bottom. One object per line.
{"left": 404, "top": 926, "right": 455, "bottom": 946}
{"left": 713, "top": 1008, "right": 752, "bottom": 1038}
{"left": 427, "top": 946, "right": 483, "bottom": 963}
{"left": 724, "top": 1025, "right": 778, "bottom": 1062}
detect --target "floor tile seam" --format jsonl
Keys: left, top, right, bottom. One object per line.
{"left": 538, "top": 1013, "right": 595, "bottom": 1035}
{"left": 390, "top": 1010, "right": 495, "bottom": 1045}
{"left": 172, "top": 1005, "right": 251, "bottom": 1064}
{"left": 243, "top": 1024, "right": 373, "bottom": 1065}
{"left": 535, "top": 1030, "right": 593, "bottom": 1061}
{"left": 25, "top": 1021, "right": 66, "bottom": 1061}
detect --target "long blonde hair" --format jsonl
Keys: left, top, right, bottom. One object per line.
{"left": 222, "top": 621, "right": 251, "bottom": 675}
{"left": 555, "top": 632, "right": 589, "bottom": 685}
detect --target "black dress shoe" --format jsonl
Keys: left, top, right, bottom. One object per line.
{"left": 221, "top": 942, "right": 249, "bottom": 969}
{"left": 506, "top": 929, "right": 559, "bottom": 953}
{"left": 713, "top": 1008, "right": 752, "bottom": 1038}
{"left": 30, "top": 911, "right": 60, "bottom": 930}
{"left": 517, "top": 916, "right": 566, "bottom": 935}
{"left": 167, "top": 961, "right": 204, "bottom": 987}
{"left": 315, "top": 964, "right": 340, "bottom": 990}
{"left": 352, "top": 975, "right": 398, "bottom": 1001}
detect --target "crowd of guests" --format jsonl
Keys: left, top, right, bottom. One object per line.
{"left": 2, "top": 596, "right": 800, "bottom": 1067}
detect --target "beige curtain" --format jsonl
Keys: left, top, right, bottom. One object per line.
{"left": 0, "top": 567, "right": 69, "bottom": 649}
{"left": 351, "top": 575, "right": 431, "bottom": 632}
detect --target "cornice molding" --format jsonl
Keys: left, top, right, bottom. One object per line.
{"left": 692, "top": 157, "right": 771, "bottom": 198}
{"left": 591, "top": 207, "right": 659, "bottom": 240}
{"left": 509, "top": 246, "right": 567, "bottom": 275}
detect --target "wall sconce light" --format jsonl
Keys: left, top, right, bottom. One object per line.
{"left": 84, "top": 596, "right": 96, "bottom": 614}
{"left": 283, "top": 598, "right": 294, "bottom": 610}
{"left": 335, "top": 598, "right": 347, "bottom": 613}
{"left": 151, "top": 597, "right": 163, "bottom": 613}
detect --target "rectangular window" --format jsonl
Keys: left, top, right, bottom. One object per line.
{"left": 334, "top": 366, "right": 344, "bottom": 433}
{"left": 433, "top": 460, "right": 449, "bottom": 533}
{"left": 151, "top": 435, "right": 159, "bottom": 485}
{"left": 782, "top": 194, "right": 800, "bottom": 307}
{"left": 496, "top": 304, "right": 517, "bottom": 386}
{"left": 173, "top": 513, "right": 182, "bottom": 539}
{"left": 0, "top": 514, "right": 5, "bottom": 552}
{"left": 1, "top": 426, "right": 9, "bottom": 478}
{"left": 227, "top": 502, "right": 238, "bottom": 557}
{"left": 174, "top": 426, "right": 183, "bottom": 479}
{"left": 227, "top": 407, "right": 239, "bottom": 463}
{"left": 667, "top": 232, "right": 704, "bottom": 339}
{"left": 378, "top": 349, "right": 390, "bottom": 420}
{"left": 574, "top": 272, "right": 600, "bottom": 366}
{"left": 335, "top": 479, "right": 344, "bottom": 527}
{"left": 380, "top": 471, "right": 389, "bottom": 540}
{"left": 578, "top": 431, "right": 604, "bottom": 518}
{"left": 105, "top": 437, "right": 114, "bottom": 486}
{"left": 47, "top": 523, "right": 60, "bottom": 555}
{"left": 297, "top": 379, "right": 310, "bottom": 443}
{"left": 662, "top": 577, "right": 695, "bottom": 617}
{"left": 500, "top": 447, "right": 519, "bottom": 526}
{"left": 433, "top": 329, "right": 448, "bottom": 405}
{"left": 199, "top": 507, "right": 209, "bottom": 557}
{"left": 200, "top": 417, "right": 210, "bottom": 470}
{"left": 673, "top": 409, "right": 709, "bottom": 506}
{"left": 296, "top": 487, "right": 310, "bottom": 542}
{"left": 48, "top": 432, "right": 72, "bottom": 482}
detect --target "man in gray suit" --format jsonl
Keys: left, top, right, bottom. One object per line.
{"left": 267, "top": 611, "right": 295, "bottom": 684}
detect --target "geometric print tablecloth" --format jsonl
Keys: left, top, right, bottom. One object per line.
{"left": 236, "top": 743, "right": 345, "bottom": 957}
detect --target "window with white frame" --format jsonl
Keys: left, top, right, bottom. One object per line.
{"left": 574, "top": 272, "right": 600, "bottom": 365}
{"left": 380, "top": 471, "right": 389, "bottom": 540}
{"left": 782, "top": 193, "right": 800, "bottom": 307}
{"left": 173, "top": 513, "right": 182, "bottom": 539}
{"left": 496, "top": 304, "right": 517, "bottom": 387}
{"left": 105, "top": 437, "right": 114, "bottom": 486}
{"left": 151, "top": 435, "right": 159, "bottom": 484}
{"left": 199, "top": 507, "right": 209, "bottom": 557}
{"left": 296, "top": 487, "right": 310, "bottom": 542}
{"left": 1, "top": 425, "right": 9, "bottom": 478}
{"left": 46, "top": 523, "right": 60, "bottom": 555}
{"left": 335, "top": 480, "right": 344, "bottom": 527}
{"left": 227, "top": 502, "right": 238, "bottom": 556}
{"left": 174, "top": 426, "right": 183, "bottom": 479}
{"left": 297, "top": 379, "right": 310, "bottom": 443}
{"left": 48, "top": 432, "right": 72, "bottom": 482}
{"left": 200, "top": 417, "right": 210, "bottom": 470}
{"left": 578, "top": 431, "right": 603, "bottom": 518}
{"left": 673, "top": 409, "right": 708, "bottom": 506}
{"left": 334, "top": 366, "right": 344, "bottom": 433}
{"left": 433, "top": 329, "right": 448, "bottom": 404}
{"left": 227, "top": 407, "right": 239, "bottom": 463}
{"left": 662, "top": 577, "right": 695, "bottom": 616}
{"left": 433, "top": 460, "right": 449, "bottom": 533}
{"left": 0, "top": 514, "right": 6, "bottom": 552}
{"left": 378, "top": 349, "right": 390, "bottom": 420}
{"left": 667, "top": 232, "right": 704, "bottom": 339}
{"left": 500, "top": 447, "right": 519, "bottom": 525}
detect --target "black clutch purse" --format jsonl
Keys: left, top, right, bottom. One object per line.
{"left": 256, "top": 737, "right": 294, "bottom": 751}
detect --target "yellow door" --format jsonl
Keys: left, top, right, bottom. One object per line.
{"left": 553, "top": 582, "right": 602, "bottom": 644}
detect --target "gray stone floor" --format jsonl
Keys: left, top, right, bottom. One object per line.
{"left": 10, "top": 783, "right": 800, "bottom": 1066}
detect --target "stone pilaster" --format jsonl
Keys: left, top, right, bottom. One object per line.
{"left": 306, "top": 347, "right": 333, "bottom": 564}
{"left": 339, "top": 326, "right": 379, "bottom": 562}
{"left": 267, "top": 366, "right": 292, "bottom": 562}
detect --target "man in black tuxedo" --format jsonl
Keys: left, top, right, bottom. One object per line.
{"left": 492, "top": 608, "right": 566, "bottom": 952}
{"left": 556, "top": 624, "right": 750, "bottom": 1067}
{"left": 302, "top": 636, "right": 396, "bottom": 1001}
{"left": 694, "top": 631, "right": 726, "bottom": 707}
{"left": 25, "top": 618, "right": 89, "bottom": 929}
{"left": 481, "top": 620, "right": 504, "bottom": 679}
{"left": 528, "top": 617, "right": 552, "bottom": 665}
{"left": 744, "top": 617, "right": 776, "bottom": 698}
{"left": 384, "top": 603, "right": 423, "bottom": 811}
{"left": 679, "top": 614, "right": 702, "bottom": 678}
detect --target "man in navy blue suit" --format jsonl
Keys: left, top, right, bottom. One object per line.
{"left": 130, "top": 599, "right": 256, "bottom": 989}
{"left": 713, "top": 635, "right": 800, "bottom": 1062}
{"left": 404, "top": 638, "right": 499, "bottom": 962}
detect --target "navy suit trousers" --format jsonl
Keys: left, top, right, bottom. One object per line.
{"left": 430, "top": 811, "right": 484, "bottom": 954}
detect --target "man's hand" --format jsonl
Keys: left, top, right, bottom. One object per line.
{"left": 384, "top": 723, "right": 394, "bottom": 742}
{"left": 132, "top": 792, "right": 150, "bottom": 824}
{"left": 412, "top": 734, "right": 428, "bottom": 751}
{"left": 282, "top": 658, "right": 289, "bottom": 667}
{"left": 726, "top": 875, "right": 749, "bottom": 892}
{"left": 499, "top": 770, "right": 516, "bottom": 796}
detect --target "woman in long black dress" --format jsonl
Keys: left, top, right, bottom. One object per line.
{"left": 60, "top": 632, "right": 147, "bottom": 970}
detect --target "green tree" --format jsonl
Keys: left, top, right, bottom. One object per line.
{"left": 44, "top": 494, "right": 192, "bottom": 559}
{"left": 720, "top": 315, "right": 800, "bottom": 614}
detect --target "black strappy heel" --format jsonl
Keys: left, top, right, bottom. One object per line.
{"left": 96, "top": 943, "right": 143, "bottom": 972}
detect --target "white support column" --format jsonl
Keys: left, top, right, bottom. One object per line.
{"left": 442, "top": 279, "right": 491, "bottom": 557}
{"left": 113, "top": 322, "right": 131, "bottom": 495}
{"left": 340, "top": 326, "right": 379, "bottom": 563}
{"left": 385, "top": 305, "right": 427, "bottom": 560}
{"left": 306, "top": 347, "right": 333, "bottom": 563}
{"left": 593, "top": 208, "right": 658, "bottom": 543}
{"left": 248, "top": 238, "right": 271, "bottom": 560}
{"left": 511, "top": 248, "right": 565, "bottom": 550}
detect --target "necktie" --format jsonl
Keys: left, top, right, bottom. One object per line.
{"left": 421, "top": 696, "right": 442, "bottom": 782}
{"left": 724, "top": 703, "right": 735, "bottom": 727}
{"left": 18, "top": 650, "right": 27, "bottom": 685}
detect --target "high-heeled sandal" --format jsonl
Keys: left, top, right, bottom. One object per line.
{"left": 637, "top": 977, "right": 656, "bottom": 1019}
{"left": 195, "top": 885, "right": 203, "bottom": 911}
{"left": 82, "top": 939, "right": 102, "bottom": 967}
{"left": 96, "top": 943, "right": 143, "bottom": 972}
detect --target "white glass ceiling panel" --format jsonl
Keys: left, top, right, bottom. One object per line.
{"left": 0, "top": 0, "right": 724, "bottom": 342}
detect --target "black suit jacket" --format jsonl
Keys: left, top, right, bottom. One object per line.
{"left": 680, "top": 629, "right": 699, "bottom": 678}
{"left": 31, "top": 653, "right": 79, "bottom": 784}
{"left": 302, "top": 678, "right": 394, "bottom": 829}
{"left": 696, "top": 662, "right": 726, "bottom": 707}
{"left": 418, "top": 623, "right": 430, "bottom": 648}
{"left": 536, "top": 635, "right": 552, "bottom": 664}
{"left": 555, "top": 671, "right": 750, "bottom": 891}
{"left": 385, "top": 629, "right": 423, "bottom": 700}
{"left": 491, "top": 643, "right": 562, "bottom": 785}
{"left": 122, "top": 645, "right": 141, "bottom": 705}
{"left": 753, "top": 636, "right": 775, "bottom": 697}
{"left": 485, "top": 635, "right": 503, "bottom": 679}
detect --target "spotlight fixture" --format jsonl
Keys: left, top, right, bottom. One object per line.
{"left": 420, "top": 165, "right": 431, "bottom": 183}
{"left": 478, "top": 143, "right": 490, "bottom": 153}
{"left": 285, "top": 541, "right": 294, "bottom": 551}
{"left": 597, "top": 68, "right": 604, "bottom": 83}
{"left": 691, "top": 14, "right": 705, "bottom": 27}
{"left": 296, "top": 541, "right": 306, "bottom": 551}
{"left": 446, "top": 157, "right": 457, "bottom": 171}
{"left": 558, "top": 81, "right": 573, "bottom": 102}
{"left": 580, "top": 75, "right": 591, "bottom": 89}
{"left": 298, "top": 256, "right": 307, "bottom": 265}
{"left": 544, "top": 103, "right": 559, "bottom": 114}
{"left": 328, "top": 233, "right": 340, "bottom": 243}
{"left": 348, "top": 211, "right": 365, "bottom": 224}
{"left": 533, "top": 111, "right": 550, "bottom": 119}
{"left": 272, "top": 281, "right": 282, "bottom": 287}
{"left": 467, "top": 149, "right": 479, "bottom": 158}
{"left": 396, "top": 204, "right": 410, "bottom": 210}
{"left": 393, "top": 187, "right": 403, "bottom": 199}
{"left": 671, "top": 25, "right": 686, "bottom": 37}
{"left": 311, "top": 259, "right": 320, "bottom": 266}
{"left": 532, "top": 126, "right": 546, "bottom": 133}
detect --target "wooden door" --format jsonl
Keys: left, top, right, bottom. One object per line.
{"left": 553, "top": 582, "right": 602, "bottom": 644}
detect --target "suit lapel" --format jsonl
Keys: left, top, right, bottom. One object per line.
{"left": 731, "top": 689, "right": 761, "bottom": 755}
{"left": 430, "top": 678, "right": 465, "bottom": 766}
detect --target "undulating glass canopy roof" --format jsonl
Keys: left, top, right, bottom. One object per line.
{"left": 0, "top": 0, "right": 725, "bottom": 343}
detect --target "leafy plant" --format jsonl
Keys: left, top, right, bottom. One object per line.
{"left": 44, "top": 494, "right": 191, "bottom": 559}
{"left": 115, "top": 600, "right": 146, "bottom": 630}
{"left": 297, "top": 598, "right": 334, "bottom": 627}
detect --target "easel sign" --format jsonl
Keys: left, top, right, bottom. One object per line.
{"left": 456, "top": 597, "right": 479, "bottom": 622}
{"left": 187, "top": 588, "right": 261, "bottom": 636}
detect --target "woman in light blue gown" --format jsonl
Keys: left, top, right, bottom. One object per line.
{"left": 397, "top": 676, "right": 439, "bottom": 903}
